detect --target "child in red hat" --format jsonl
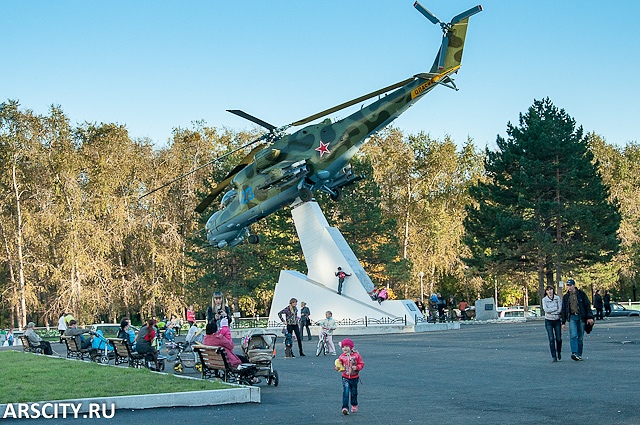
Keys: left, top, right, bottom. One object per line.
{"left": 335, "top": 338, "right": 364, "bottom": 415}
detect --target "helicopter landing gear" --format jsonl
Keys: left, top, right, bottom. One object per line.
{"left": 299, "top": 188, "right": 313, "bottom": 202}
{"left": 248, "top": 234, "right": 260, "bottom": 244}
{"left": 329, "top": 187, "right": 343, "bottom": 202}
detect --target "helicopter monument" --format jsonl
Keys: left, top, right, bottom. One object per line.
{"left": 144, "top": 2, "right": 482, "bottom": 326}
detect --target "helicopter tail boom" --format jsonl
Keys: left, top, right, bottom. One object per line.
{"left": 414, "top": 2, "right": 482, "bottom": 73}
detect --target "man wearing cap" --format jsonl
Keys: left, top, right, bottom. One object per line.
{"left": 24, "top": 322, "right": 53, "bottom": 355}
{"left": 561, "top": 279, "right": 595, "bottom": 361}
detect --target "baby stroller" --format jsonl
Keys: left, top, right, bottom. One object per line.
{"left": 169, "top": 342, "right": 202, "bottom": 374}
{"left": 242, "top": 329, "right": 279, "bottom": 386}
{"left": 90, "top": 330, "right": 114, "bottom": 364}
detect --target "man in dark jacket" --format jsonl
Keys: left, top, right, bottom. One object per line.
{"left": 603, "top": 290, "right": 612, "bottom": 317}
{"left": 561, "top": 279, "right": 595, "bottom": 361}
{"left": 64, "top": 320, "right": 93, "bottom": 349}
{"left": 593, "top": 290, "right": 604, "bottom": 320}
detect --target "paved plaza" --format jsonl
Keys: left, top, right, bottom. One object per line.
{"left": 6, "top": 318, "right": 640, "bottom": 424}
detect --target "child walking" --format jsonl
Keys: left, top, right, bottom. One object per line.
{"left": 335, "top": 338, "right": 364, "bottom": 415}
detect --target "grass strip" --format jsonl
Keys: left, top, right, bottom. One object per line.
{"left": 1, "top": 351, "right": 231, "bottom": 403}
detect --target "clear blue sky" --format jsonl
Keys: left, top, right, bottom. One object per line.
{"left": 2, "top": 1, "right": 639, "bottom": 150}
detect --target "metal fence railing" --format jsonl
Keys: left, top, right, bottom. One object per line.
{"left": 233, "top": 315, "right": 408, "bottom": 329}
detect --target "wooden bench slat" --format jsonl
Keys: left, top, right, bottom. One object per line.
{"left": 193, "top": 344, "right": 256, "bottom": 384}
{"left": 61, "top": 335, "right": 90, "bottom": 360}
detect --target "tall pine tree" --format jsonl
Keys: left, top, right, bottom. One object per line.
{"left": 464, "top": 98, "right": 621, "bottom": 304}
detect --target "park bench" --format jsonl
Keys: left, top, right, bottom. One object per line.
{"left": 107, "top": 338, "right": 165, "bottom": 371}
{"left": 108, "top": 337, "right": 145, "bottom": 367}
{"left": 18, "top": 335, "right": 42, "bottom": 354}
{"left": 193, "top": 344, "right": 257, "bottom": 385}
{"left": 61, "top": 335, "right": 91, "bottom": 360}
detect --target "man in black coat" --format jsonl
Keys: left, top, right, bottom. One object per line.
{"left": 593, "top": 290, "right": 604, "bottom": 320}
{"left": 561, "top": 279, "right": 595, "bottom": 361}
{"left": 603, "top": 290, "right": 612, "bottom": 317}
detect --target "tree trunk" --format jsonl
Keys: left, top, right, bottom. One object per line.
{"left": 555, "top": 153, "right": 563, "bottom": 295}
{"left": 403, "top": 180, "right": 412, "bottom": 260}
{"left": 1, "top": 222, "right": 18, "bottom": 328}
{"left": 538, "top": 255, "right": 545, "bottom": 315}
{"left": 11, "top": 162, "right": 28, "bottom": 329}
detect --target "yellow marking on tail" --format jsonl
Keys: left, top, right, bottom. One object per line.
{"left": 410, "top": 66, "right": 460, "bottom": 99}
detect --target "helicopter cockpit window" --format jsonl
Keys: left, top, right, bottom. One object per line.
{"left": 206, "top": 211, "right": 221, "bottom": 232}
{"left": 220, "top": 190, "right": 237, "bottom": 208}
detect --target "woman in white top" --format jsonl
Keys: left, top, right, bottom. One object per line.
{"left": 57, "top": 312, "right": 67, "bottom": 343}
{"left": 542, "top": 285, "right": 562, "bottom": 361}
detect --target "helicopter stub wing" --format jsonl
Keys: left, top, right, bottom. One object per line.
{"left": 194, "top": 143, "right": 266, "bottom": 213}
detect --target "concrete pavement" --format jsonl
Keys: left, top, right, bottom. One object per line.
{"left": 4, "top": 318, "right": 640, "bottom": 424}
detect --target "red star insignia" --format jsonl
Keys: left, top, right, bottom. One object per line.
{"left": 315, "top": 141, "right": 331, "bottom": 157}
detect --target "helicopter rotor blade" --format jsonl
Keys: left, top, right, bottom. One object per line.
{"left": 139, "top": 135, "right": 270, "bottom": 201}
{"left": 193, "top": 175, "right": 235, "bottom": 214}
{"left": 450, "top": 5, "right": 482, "bottom": 25}
{"left": 413, "top": 1, "right": 442, "bottom": 25}
{"left": 193, "top": 143, "right": 266, "bottom": 213}
{"left": 289, "top": 76, "right": 416, "bottom": 127}
{"left": 227, "top": 109, "right": 277, "bottom": 132}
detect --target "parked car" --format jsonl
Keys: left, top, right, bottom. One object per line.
{"left": 90, "top": 323, "right": 139, "bottom": 338}
{"left": 593, "top": 303, "right": 640, "bottom": 317}
{"left": 498, "top": 309, "right": 539, "bottom": 319}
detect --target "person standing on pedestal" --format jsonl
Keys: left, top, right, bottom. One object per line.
{"left": 335, "top": 267, "right": 351, "bottom": 295}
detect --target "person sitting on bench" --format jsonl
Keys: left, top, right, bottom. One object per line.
{"left": 24, "top": 322, "right": 53, "bottom": 355}
{"left": 63, "top": 320, "right": 93, "bottom": 349}
{"left": 136, "top": 319, "right": 159, "bottom": 365}
{"left": 203, "top": 319, "right": 249, "bottom": 366}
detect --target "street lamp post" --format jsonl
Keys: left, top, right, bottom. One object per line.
{"left": 419, "top": 271, "right": 425, "bottom": 303}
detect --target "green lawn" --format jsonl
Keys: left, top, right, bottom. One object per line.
{"left": 1, "top": 351, "right": 231, "bottom": 403}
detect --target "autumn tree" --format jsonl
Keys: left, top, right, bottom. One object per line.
{"left": 364, "top": 128, "right": 483, "bottom": 301}
{"left": 589, "top": 134, "right": 640, "bottom": 300}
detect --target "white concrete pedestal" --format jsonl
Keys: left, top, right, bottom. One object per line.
{"left": 268, "top": 201, "right": 423, "bottom": 325}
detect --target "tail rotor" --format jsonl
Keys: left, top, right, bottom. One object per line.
{"left": 414, "top": 2, "right": 482, "bottom": 72}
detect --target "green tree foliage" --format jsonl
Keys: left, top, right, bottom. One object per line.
{"left": 2, "top": 97, "right": 637, "bottom": 327}
{"left": 364, "top": 129, "right": 484, "bottom": 301}
{"left": 588, "top": 134, "right": 640, "bottom": 300}
{"left": 319, "top": 155, "right": 410, "bottom": 292}
{"left": 464, "top": 98, "right": 621, "bottom": 304}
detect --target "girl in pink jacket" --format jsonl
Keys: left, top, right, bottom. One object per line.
{"left": 335, "top": 338, "right": 364, "bottom": 415}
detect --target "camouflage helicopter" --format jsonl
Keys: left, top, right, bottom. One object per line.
{"left": 145, "top": 2, "right": 482, "bottom": 248}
